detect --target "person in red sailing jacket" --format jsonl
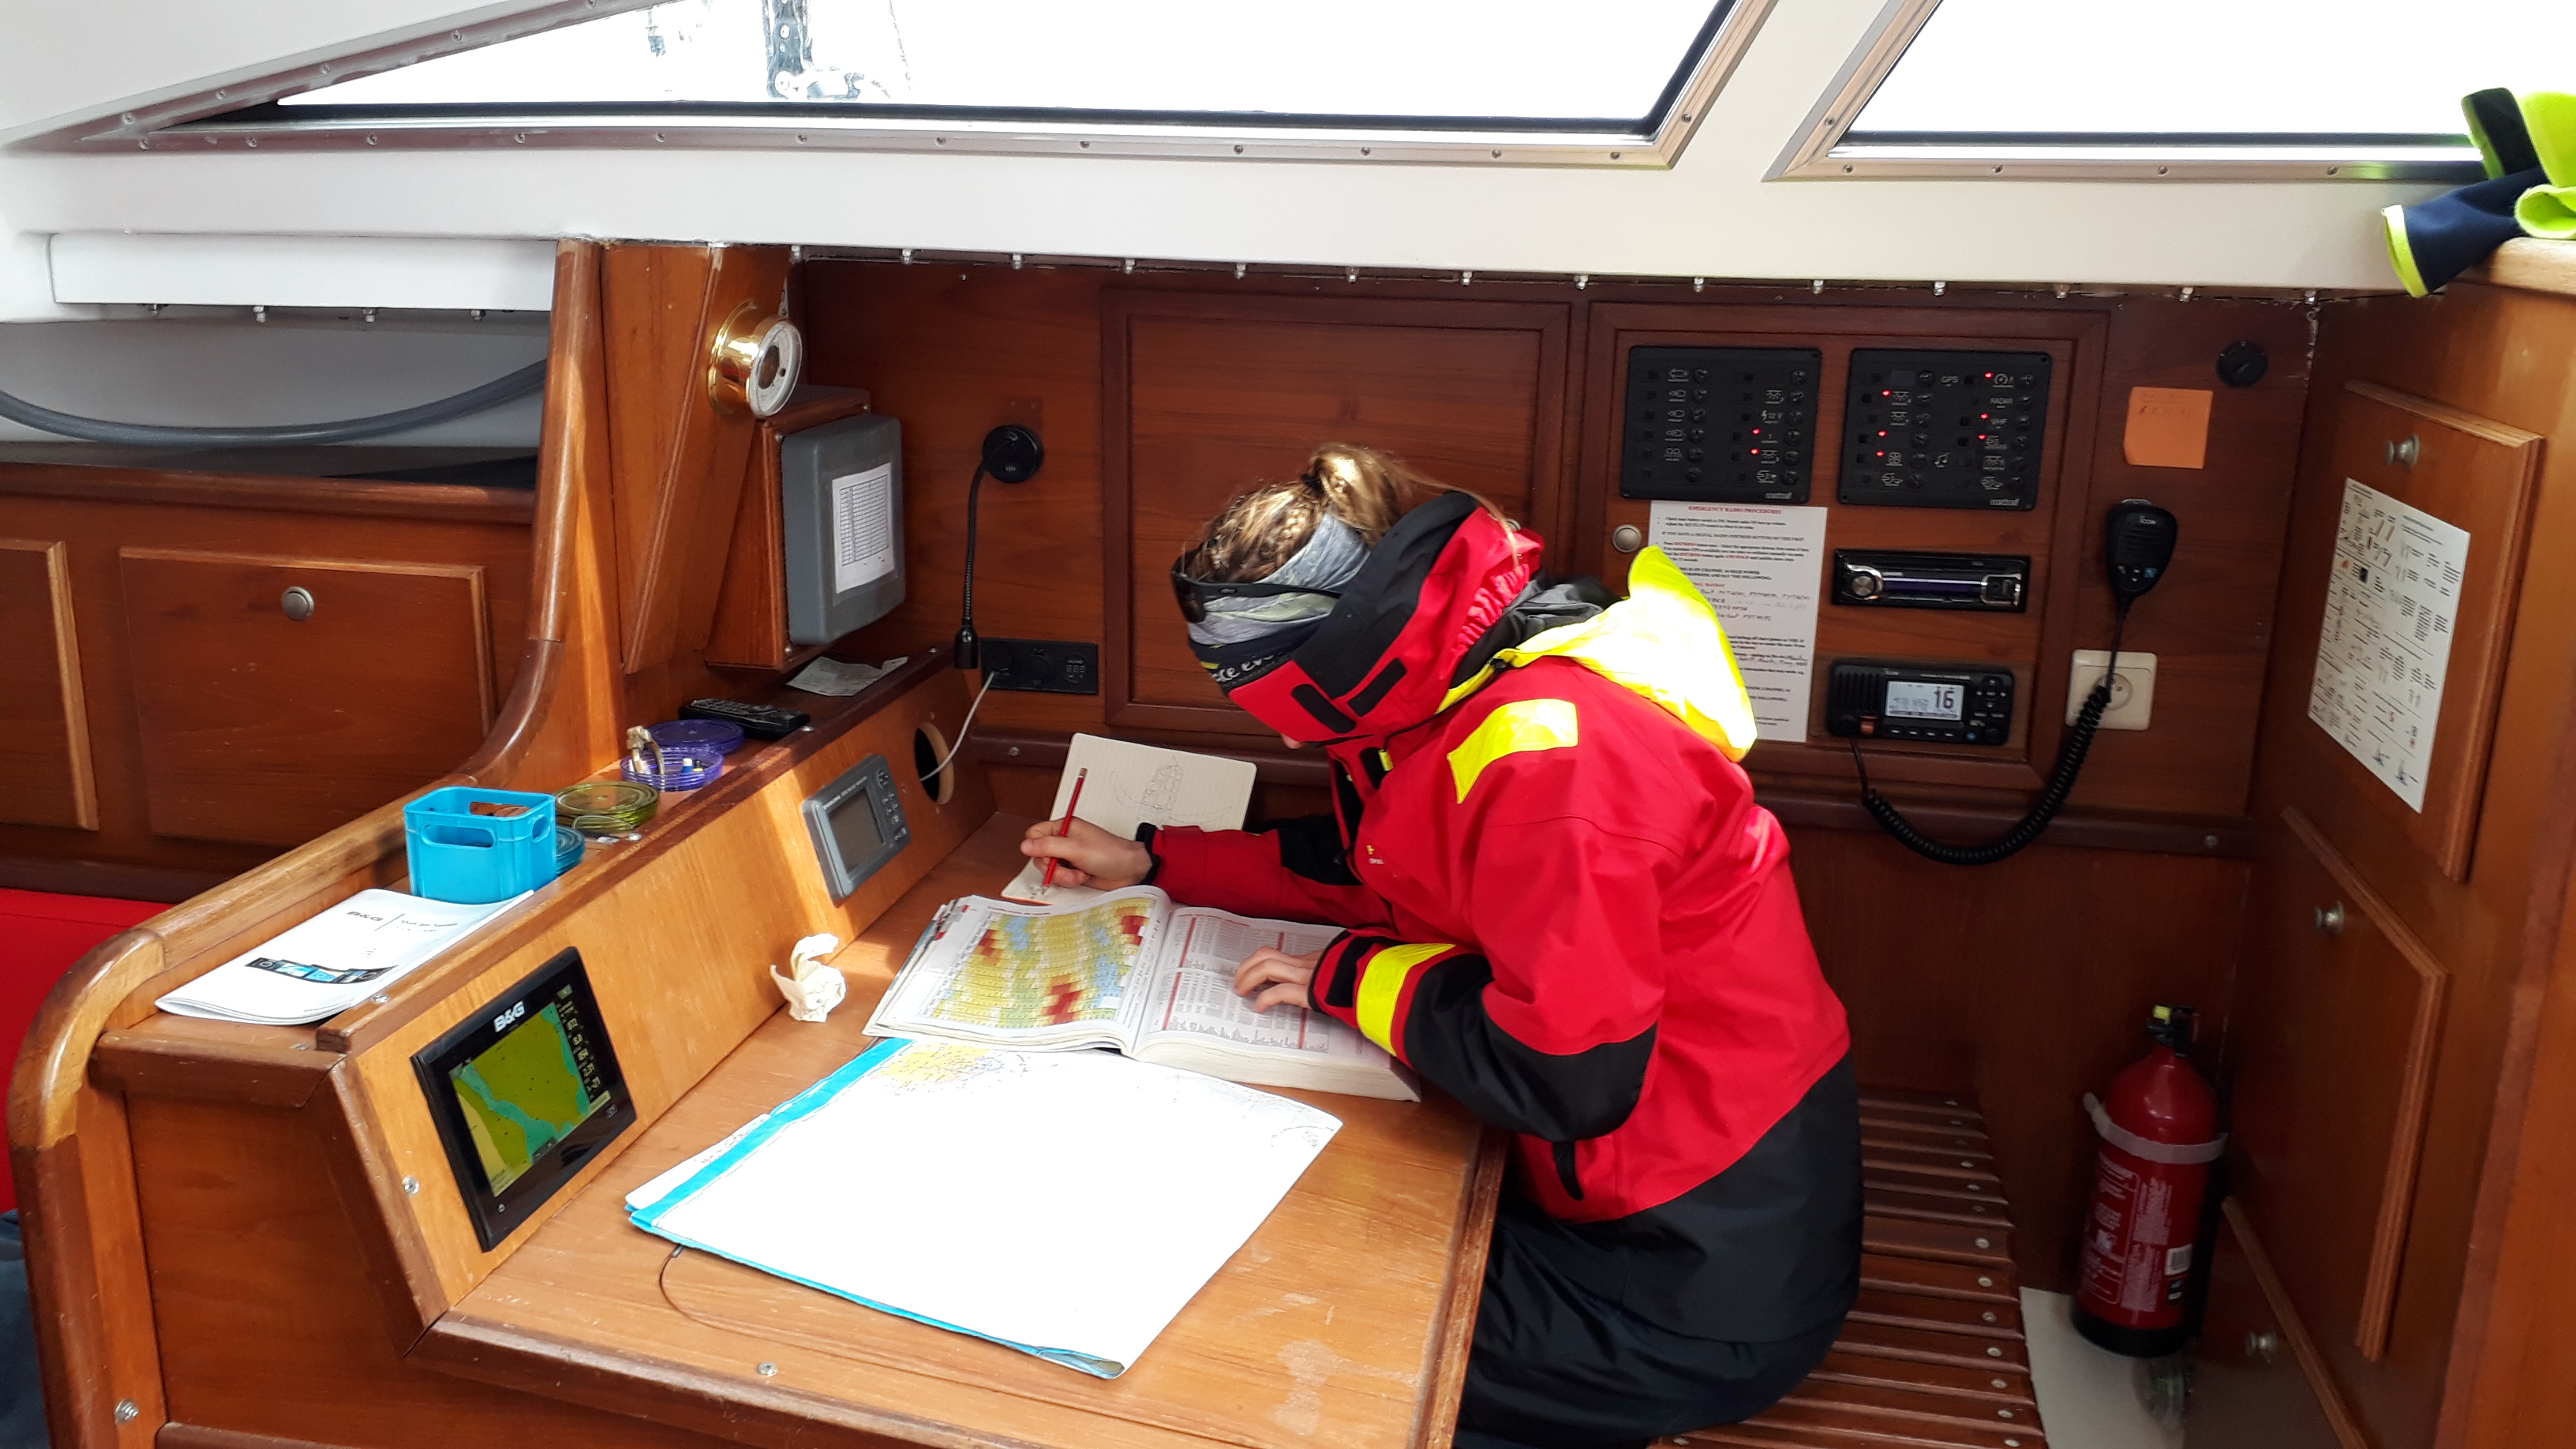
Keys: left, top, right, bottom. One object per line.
{"left": 1022, "top": 444, "right": 1860, "bottom": 1449}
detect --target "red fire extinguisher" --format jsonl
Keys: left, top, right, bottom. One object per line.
{"left": 2072, "top": 1004, "right": 2225, "bottom": 1357}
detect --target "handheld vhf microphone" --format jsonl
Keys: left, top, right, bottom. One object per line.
{"left": 1854, "top": 498, "right": 2179, "bottom": 867}
{"left": 2105, "top": 500, "right": 2178, "bottom": 608}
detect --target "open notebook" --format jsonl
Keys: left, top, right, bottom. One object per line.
{"left": 863, "top": 886, "right": 1416, "bottom": 1101}
{"left": 628, "top": 1039, "right": 1339, "bottom": 1377}
{"left": 1000, "top": 734, "right": 1257, "bottom": 905}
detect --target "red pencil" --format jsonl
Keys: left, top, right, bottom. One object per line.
{"left": 1040, "top": 767, "right": 1089, "bottom": 890}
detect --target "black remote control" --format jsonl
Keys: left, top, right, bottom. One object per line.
{"left": 680, "top": 698, "right": 811, "bottom": 740}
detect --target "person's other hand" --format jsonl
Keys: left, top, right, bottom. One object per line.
{"left": 1234, "top": 946, "right": 1323, "bottom": 1013}
{"left": 1019, "top": 817, "right": 1153, "bottom": 889}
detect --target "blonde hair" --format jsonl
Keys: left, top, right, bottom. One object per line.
{"left": 1181, "top": 443, "right": 1488, "bottom": 585}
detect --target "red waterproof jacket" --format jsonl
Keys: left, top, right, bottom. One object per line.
{"left": 1152, "top": 494, "right": 1857, "bottom": 1342}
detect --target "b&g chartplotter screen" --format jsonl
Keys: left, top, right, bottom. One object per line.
{"left": 413, "top": 947, "right": 631, "bottom": 1250}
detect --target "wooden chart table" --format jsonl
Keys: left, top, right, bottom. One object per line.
{"left": 414, "top": 815, "right": 1507, "bottom": 1449}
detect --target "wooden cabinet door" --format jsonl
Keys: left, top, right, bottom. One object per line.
{"left": 0, "top": 539, "right": 97, "bottom": 829}
{"left": 1104, "top": 292, "right": 1571, "bottom": 734}
{"left": 2280, "top": 383, "right": 2540, "bottom": 880}
{"left": 2233, "top": 810, "right": 2447, "bottom": 1363}
{"left": 118, "top": 549, "right": 495, "bottom": 848}
{"left": 2188, "top": 1201, "right": 2362, "bottom": 1449}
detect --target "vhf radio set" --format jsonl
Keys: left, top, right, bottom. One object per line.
{"left": 1618, "top": 342, "right": 2178, "bottom": 864}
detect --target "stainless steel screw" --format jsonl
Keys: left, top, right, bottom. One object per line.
{"left": 401, "top": 1177, "right": 420, "bottom": 1196}
{"left": 114, "top": 1401, "right": 138, "bottom": 1424}
{"left": 756, "top": 1362, "right": 778, "bottom": 1377}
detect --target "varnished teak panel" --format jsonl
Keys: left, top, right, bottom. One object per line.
{"left": 0, "top": 539, "right": 97, "bottom": 830}
{"left": 1103, "top": 291, "right": 1572, "bottom": 735}
{"left": 118, "top": 549, "right": 496, "bottom": 848}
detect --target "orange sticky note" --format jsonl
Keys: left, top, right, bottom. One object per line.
{"left": 2124, "top": 386, "right": 2211, "bottom": 469}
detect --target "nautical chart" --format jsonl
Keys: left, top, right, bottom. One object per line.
{"left": 927, "top": 894, "right": 1155, "bottom": 1028}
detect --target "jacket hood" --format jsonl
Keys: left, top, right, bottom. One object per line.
{"left": 1219, "top": 496, "right": 1761, "bottom": 762}
{"left": 1218, "top": 494, "right": 1553, "bottom": 744}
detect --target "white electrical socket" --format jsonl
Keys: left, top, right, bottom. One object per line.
{"left": 2066, "top": 650, "right": 2157, "bottom": 729}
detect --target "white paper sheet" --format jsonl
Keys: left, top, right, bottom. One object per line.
{"left": 1002, "top": 735, "right": 1256, "bottom": 904}
{"left": 1646, "top": 502, "right": 1829, "bottom": 741}
{"left": 155, "top": 888, "right": 526, "bottom": 1025}
{"left": 2306, "top": 479, "right": 2469, "bottom": 811}
{"left": 830, "top": 464, "right": 897, "bottom": 593}
{"left": 631, "top": 1042, "right": 1339, "bottom": 1376}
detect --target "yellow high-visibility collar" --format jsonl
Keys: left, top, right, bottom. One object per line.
{"left": 1446, "top": 546, "right": 1758, "bottom": 762}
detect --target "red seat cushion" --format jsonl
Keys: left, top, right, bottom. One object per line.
{"left": 0, "top": 889, "right": 160, "bottom": 1213}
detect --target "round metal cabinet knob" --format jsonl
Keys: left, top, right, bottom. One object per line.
{"left": 2315, "top": 902, "right": 2346, "bottom": 936}
{"left": 280, "top": 586, "right": 316, "bottom": 621}
{"left": 2245, "top": 1329, "right": 2281, "bottom": 1362}
{"left": 1610, "top": 524, "right": 1644, "bottom": 554}
{"left": 2385, "top": 435, "right": 2420, "bottom": 468}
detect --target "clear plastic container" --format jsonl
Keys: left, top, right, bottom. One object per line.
{"left": 555, "top": 780, "right": 658, "bottom": 836}
{"left": 650, "top": 717, "right": 746, "bottom": 756}
{"left": 622, "top": 746, "right": 723, "bottom": 792}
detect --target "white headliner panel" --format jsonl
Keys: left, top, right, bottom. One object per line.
{"left": 0, "top": 0, "right": 2436, "bottom": 291}
{"left": 48, "top": 233, "right": 556, "bottom": 309}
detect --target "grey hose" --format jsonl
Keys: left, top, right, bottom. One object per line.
{"left": 0, "top": 359, "right": 548, "bottom": 447}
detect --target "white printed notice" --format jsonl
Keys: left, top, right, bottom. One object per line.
{"left": 2307, "top": 479, "right": 2469, "bottom": 811}
{"left": 830, "top": 464, "right": 897, "bottom": 593}
{"left": 1647, "top": 502, "right": 1828, "bottom": 741}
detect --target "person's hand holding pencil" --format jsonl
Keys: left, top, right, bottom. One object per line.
{"left": 1018, "top": 774, "right": 1154, "bottom": 891}
{"left": 1040, "top": 768, "right": 1088, "bottom": 892}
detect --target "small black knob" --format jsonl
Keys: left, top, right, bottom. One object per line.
{"left": 2215, "top": 340, "right": 2269, "bottom": 388}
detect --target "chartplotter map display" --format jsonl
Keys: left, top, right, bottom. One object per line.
{"left": 451, "top": 1003, "right": 603, "bottom": 1193}
{"left": 928, "top": 894, "right": 1155, "bottom": 1029}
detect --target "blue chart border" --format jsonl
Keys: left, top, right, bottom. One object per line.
{"left": 625, "top": 1037, "right": 1124, "bottom": 1378}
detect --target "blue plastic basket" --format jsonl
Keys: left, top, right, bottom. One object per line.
{"left": 404, "top": 786, "right": 559, "bottom": 904}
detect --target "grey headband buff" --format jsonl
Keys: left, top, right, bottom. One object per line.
{"left": 1184, "top": 512, "right": 1370, "bottom": 655}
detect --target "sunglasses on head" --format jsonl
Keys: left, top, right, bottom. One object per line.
{"left": 1169, "top": 557, "right": 1345, "bottom": 623}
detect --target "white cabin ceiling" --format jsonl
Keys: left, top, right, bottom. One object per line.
{"left": 0, "top": 0, "right": 2463, "bottom": 294}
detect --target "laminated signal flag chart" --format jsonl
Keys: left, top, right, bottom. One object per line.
{"left": 2307, "top": 479, "right": 2470, "bottom": 811}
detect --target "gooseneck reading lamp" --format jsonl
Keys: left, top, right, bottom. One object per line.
{"left": 953, "top": 424, "right": 1046, "bottom": 669}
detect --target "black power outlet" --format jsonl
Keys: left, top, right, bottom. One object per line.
{"left": 982, "top": 638, "right": 1100, "bottom": 695}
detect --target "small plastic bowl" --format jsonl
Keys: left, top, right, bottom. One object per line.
{"left": 623, "top": 746, "right": 723, "bottom": 792}
{"left": 650, "top": 717, "right": 745, "bottom": 756}
{"left": 551, "top": 825, "right": 586, "bottom": 878}
{"left": 556, "top": 780, "right": 658, "bottom": 835}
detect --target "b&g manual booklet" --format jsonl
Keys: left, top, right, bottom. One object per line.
{"left": 863, "top": 886, "right": 1416, "bottom": 1102}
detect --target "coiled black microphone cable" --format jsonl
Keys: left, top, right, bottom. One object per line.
{"left": 1852, "top": 606, "right": 2127, "bottom": 867}
{"left": 1852, "top": 500, "right": 2174, "bottom": 867}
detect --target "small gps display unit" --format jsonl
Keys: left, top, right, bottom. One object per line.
{"left": 412, "top": 948, "right": 631, "bottom": 1251}
{"left": 802, "top": 753, "right": 912, "bottom": 902}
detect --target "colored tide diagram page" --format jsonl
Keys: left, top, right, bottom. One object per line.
{"left": 629, "top": 1039, "right": 1342, "bottom": 1377}
{"left": 999, "top": 734, "right": 1257, "bottom": 905}
{"left": 155, "top": 888, "right": 528, "bottom": 1026}
{"left": 863, "top": 886, "right": 1417, "bottom": 1101}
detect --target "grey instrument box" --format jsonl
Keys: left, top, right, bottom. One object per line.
{"left": 781, "top": 413, "right": 904, "bottom": 646}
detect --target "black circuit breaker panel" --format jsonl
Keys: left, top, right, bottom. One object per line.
{"left": 1619, "top": 346, "right": 1823, "bottom": 504}
{"left": 1838, "top": 350, "right": 2052, "bottom": 511}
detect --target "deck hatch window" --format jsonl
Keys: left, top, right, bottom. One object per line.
{"left": 170, "top": 0, "right": 1748, "bottom": 158}
{"left": 1785, "top": 0, "right": 2575, "bottom": 179}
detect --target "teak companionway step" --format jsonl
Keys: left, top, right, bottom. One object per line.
{"left": 1678, "top": 1088, "right": 2047, "bottom": 1449}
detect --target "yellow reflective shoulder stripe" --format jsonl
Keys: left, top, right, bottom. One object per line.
{"left": 1354, "top": 942, "right": 1453, "bottom": 1054}
{"left": 1446, "top": 697, "right": 1579, "bottom": 803}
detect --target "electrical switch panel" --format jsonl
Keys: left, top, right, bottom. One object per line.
{"left": 1838, "top": 350, "right": 2052, "bottom": 511}
{"left": 1619, "top": 346, "right": 1822, "bottom": 504}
